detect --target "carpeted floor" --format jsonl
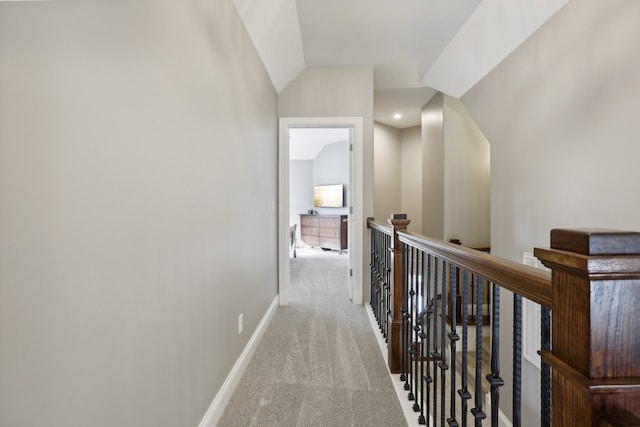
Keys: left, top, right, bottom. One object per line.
{"left": 218, "top": 248, "right": 408, "bottom": 427}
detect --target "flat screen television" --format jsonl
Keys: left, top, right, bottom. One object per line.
{"left": 313, "top": 184, "right": 344, "bottom": 208}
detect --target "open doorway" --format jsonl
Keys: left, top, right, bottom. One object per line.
{"left": 289, "top": 128, "right": 349, "bottom": 302}
{"left": 278, "top": 117, "right": 364, "bottom": 306}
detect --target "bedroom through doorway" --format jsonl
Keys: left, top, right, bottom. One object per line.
{"left": 278, "top": 117, "right": 364, "bottom": 306}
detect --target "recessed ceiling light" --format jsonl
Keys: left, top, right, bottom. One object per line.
{"left": 393, "top": 113, "right": 402, "bottom": 119}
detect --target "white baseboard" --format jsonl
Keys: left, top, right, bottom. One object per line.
{"left": 499, "top": 409, "right": 513, "bottom": 427}
{"left": 485, "top": 392, "right": 513, "bottom": 427}
{"left": 365, "top": 304, "right": 423, "bottom": 427}
{"left": 198, "top": 295, "right": 279, "bottom": 427}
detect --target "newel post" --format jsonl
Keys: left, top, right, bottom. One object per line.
{"left": 534, "top": 229, "right": 640, "bottom": 426}
{"left": 388, "top": 213, "right": 410, "bottom": 373}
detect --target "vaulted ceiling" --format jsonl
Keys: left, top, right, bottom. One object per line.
{"left": 234, "top": 0, "right": 570, "bottom": 128}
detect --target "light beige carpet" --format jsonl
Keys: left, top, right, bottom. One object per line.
{"left": 218, "top": 248, "right": 407, "bottom": 427}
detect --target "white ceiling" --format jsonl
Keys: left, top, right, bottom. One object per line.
{"left": 234, "top": 0, "right": 571, "bottom": 129}
{"left": 374, "top": 87, "right": 438, "bottom": 129}
{"left": 295, "top": 0, "right": 479, "bottom": 81}
{"left": 289, "top": 128, "right": 349, "bottom": 160}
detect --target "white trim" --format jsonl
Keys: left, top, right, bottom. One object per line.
{"left": 485, "top": 391, "right": 513, "bottom": 427}
{"left": 198, "top": 295, "right": 279, "bottom": 427}
{"left": 278, "top": 117, "right": 364, "bottom": 305}
{"left": 521, "top": 252, "right": 548, "bottom": 370}
{"left": 365, "top": 304, "right": 423, "bottom": 427}
{"left": 522, "top": 297, "right": 542, "bottom": 369}
{"left": 278, "top": 118, "right": 291, "bottom": 305}
{"left": 499, "top": 408, "right": 513, "bottom": 427}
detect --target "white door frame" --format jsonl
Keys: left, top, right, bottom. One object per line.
{"left": 278, "top": 117, "right": 364, "bottom": 306}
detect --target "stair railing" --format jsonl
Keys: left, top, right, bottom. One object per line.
{"left": 368, "top": 215, "right": 640, "bottom": 426}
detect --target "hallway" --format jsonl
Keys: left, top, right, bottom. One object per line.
{"left": 218, "top": 248, "right": 407, "bottom": 426}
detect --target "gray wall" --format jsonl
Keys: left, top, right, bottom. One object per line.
{"left": 373, "top": 123, "right": 423, "bottom": 233}
{"left": 422, "top": 93, "right": 445, "bottom": 239}
{"left": 289, "top": 159, "right": 314, "bottom": 233}
{"left": 400, "top": 126, "right": 423, "bottom": 233}
{"left": 313, "top": 141, "right": 350, "bottom": 216}
{"left": 462, "top": 0, "right": 640, "bottom": 424}
{"left": 373, "top": 122, "right": 401, "bottom": 223}
{"left": 0, "top": 2, "right": 278, "bottom": 426}
{"left": 443, "top": 95, "right": 491, "bottom": 247}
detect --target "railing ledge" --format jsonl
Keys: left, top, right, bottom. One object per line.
{"left": 367, "top": 216, "right": 393, "bottom": 236}
{"left": 397, "top": 230, "right": 552, "bottom": 308}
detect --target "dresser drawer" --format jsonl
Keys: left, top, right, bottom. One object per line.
{"left": 320, "top": 237, "right": 340, "bottom": 248}
{"left": 301, "top": 216, "right": 319, "bottom": 226}
{"left": 301, "top": 235, "right": 320, "bottom": 246}
{"left": 301, "top": 227, "right": 318, "bottom": 237}
{"left": 318, "top": 217, "right": 340, "bottom": 228}
{"left": 319, "top": 227, "right": 339, "bottom": 238}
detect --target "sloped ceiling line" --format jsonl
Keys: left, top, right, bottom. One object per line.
{"left": 234, "top": 0, "right": 571, "bottom": 127}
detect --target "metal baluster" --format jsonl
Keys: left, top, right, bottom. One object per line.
{"left": 513, "top": 294, "right": 523, "bottom": 427}
{"left": 401, "top": 242, "right": 409, "bottom": 386}
{"left": 408, "top": 247, "right": 416, "bottom": 401}
{"left": 418, "top": 251, "right": 427, "bottom": 425}
{"left": 487, "top": 283, "right": 504, "bottom": 427}
{"left": 458, "top": 270, "right": 471, "bottom": 427}
{"left": 378, "top": 231, "right": 383, "bottom": 327}
{"left": 415, "top": 248, "right": 421, "bottom": 402}
{"left": 379, "top": 231, "right": 384, "bottom": 326}
{"left": 424, "top": 254, "right": 433, "bottom": 426}
{"left": 432, "top": 256, "right": 440, "bottom": 424}
{"left": 379, "top": 232, "right": 384, "bottom": 336}
{"left": 470, "top": 278, "right": 476, "bottom": 325}
{"left": 376, "top": 233, "right": 381, "bottom": 331}
{"left": 385, "top": 233, "right": 391, "bottom": 341}
{"left": 413, "top": 248, "right": 422, "bottom": 411}
{"left": 369, "top": 229, "right": 376, "bottom": 320}
{"left": 486, "top": 282, "right": 491, "bottom": 324}
{"left": 541, "top": 307, "right": 551, "bottom": 427}
{"left": 471, "top": 276, "right": 486, "bottom": 427}
{"left": 448, "top": 264, "right": 459, "bottom": 427}
{"left": 439, "top": 259, "right": 448, "bottom": 426}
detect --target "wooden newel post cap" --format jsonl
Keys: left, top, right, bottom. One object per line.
{"left": 388, "top": 213, "right": 410, "bottom": 229}
{"left": 535, "top": 229, "right": 640, "bottom": 279}
{"left": 550, "top": 228, "right": 640, "bottom": 255}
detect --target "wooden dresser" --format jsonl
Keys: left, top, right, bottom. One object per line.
{"left": 299, "top": 214, "right": 348, "bottom": 254}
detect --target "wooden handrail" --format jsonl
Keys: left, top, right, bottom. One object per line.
{"left": 368, "top": 215, "right": 640, "bottom": 425}
{"left": 366, "top": 217, "right": 392, "bottom": 236}
{"left": 397, "top": 230, "right": 552, "bottom": 308}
